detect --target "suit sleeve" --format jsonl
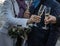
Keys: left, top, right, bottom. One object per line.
{"left": 2, "top": 0, "right": 28, "bottom": 27}
{"left": 56, "top": 16, "right": 60, "bottom": 26}
{"left": 54, "top": 5, "right": 60, "bottom": 27}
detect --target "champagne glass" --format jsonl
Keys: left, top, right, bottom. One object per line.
{"left": 42, "top": 7, "right": 51, "bottom": 30}
{"left": 25, "top": 0, "right": 33, "bottom": 11}
{"left": 38, "top": 5, "right": 46, "bottom": 16}
{"left": 25, "top": 0, "right": 34, "bottom": 27}
{"left": 33, "top": 5, "right": 46, "bottom": 27}
{"left": 21, "top": 1, "right": 33, "bottom": 46}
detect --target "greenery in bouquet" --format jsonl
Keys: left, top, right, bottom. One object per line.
{"left": 8, "top": 25, "right": 31, "bottom": 38}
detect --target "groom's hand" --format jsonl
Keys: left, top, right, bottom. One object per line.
{"left": 44, "top": 15, "right": 56, "bottom": 24}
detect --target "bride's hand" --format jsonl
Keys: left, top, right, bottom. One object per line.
{"left": 27, "top": 15, "right": 41, "bottom": 24}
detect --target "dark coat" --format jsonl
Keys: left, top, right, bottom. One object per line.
{"left": 56, "top": 15, "right": 60, "bottom": 26}
{"left": 28, "top": 0, "right": 60, "bottom": 46}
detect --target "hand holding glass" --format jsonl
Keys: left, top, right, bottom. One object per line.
{"left": 42, "top": 7, "right": 51, "bottom": 30}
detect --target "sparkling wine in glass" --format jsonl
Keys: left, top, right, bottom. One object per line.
{"left": 33, "top": 5, "right": 46, "bottom": 27}
{"left": 42, "top": 7, "right": 51, "bottom": 30}
{"left": 21, "top": 1, "right": 33, "bottom": 46}
{"left": 25, "top": 0, "right": 33, "bottom": 11}
{"left": 25, "top": 0, "right": 33, "bottom": 24}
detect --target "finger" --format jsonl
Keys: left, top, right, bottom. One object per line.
{"left": 35, "top": 19, "right": 40, "bottom": 23}
{"left": 34, "top": 16, "right": 41, "bottom": 20}
{"left": 35, "top": 21, "right": 40, "bottom": 23}
{"left": 44, "top": 18, "right": 51, "bottom": 24}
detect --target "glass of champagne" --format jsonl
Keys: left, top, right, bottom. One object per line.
{"left": 42, "top": 7, "right": 51, "bottom": 30}
{"left": 25, "top": 0, "right": 34, "bottom": 26}
{"left": 38, "top": 5, "right": 46, "bottom": 17}
{"left": 33, "top": 5, "right": 46, "bottom": 27}
{"left": 25, "top": 0, "right": 33, "bottom": 11}
{"left": 21, "top": 1, "right": 33, "bottom": 46}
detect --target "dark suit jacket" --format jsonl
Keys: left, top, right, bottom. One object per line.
{"left": 56, "top": 0, "right": 60, "bottom": 3}
{"left": 30, "top": 0, "right": 60, "bottom": 30}
{"left": 29, "top": 0, "right": 60, "bottom": 46}
{"left": 56, "top": 15, "right": 60, "bottom": 26}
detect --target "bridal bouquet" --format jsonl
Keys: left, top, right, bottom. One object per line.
{"left": 8, "top": 25, "right": 31, "bottom": 38}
